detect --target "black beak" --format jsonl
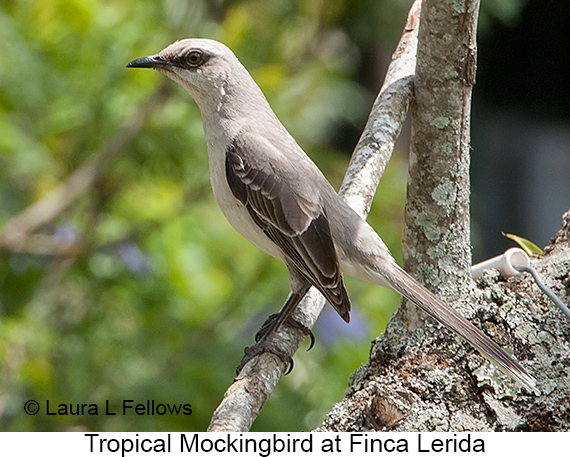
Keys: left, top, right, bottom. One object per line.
{"left": 126, "top": 54, "right": 169, "bottom": 69}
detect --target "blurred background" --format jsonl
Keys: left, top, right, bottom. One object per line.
{"left": 0, "top": 0, "right": 567, "bottom": 431}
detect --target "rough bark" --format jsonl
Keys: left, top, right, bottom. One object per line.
{"left": 317, "top": 0, "right": 569, "bottom": 432}
{"left": 318, "top": 210, "right": 570, "bottom": 431}
{"left": 404, "top": 0, "right": 478, "bottom": 307}
{"left": 210, "top": 0, "right": 569, "bottom": 433}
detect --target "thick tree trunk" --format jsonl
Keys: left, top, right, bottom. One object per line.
{"left": 404, "top": 0, "right": 478, "bottom": 299}
{"left": 318, "top": 0, "right": 569, "bottom": 432}
{"left": 211, "top": 0, "right": 569, "bottom": 432}
{"left": 319, "top": 210, "right": 570, "bottom": 431}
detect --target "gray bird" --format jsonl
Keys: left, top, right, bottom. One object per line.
{"left": 127, "top": 38, "right": 535, "bottom": 388}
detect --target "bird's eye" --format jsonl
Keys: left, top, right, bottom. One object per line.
{"left": 187, "top": 51, "right": 202, "bottom": 66}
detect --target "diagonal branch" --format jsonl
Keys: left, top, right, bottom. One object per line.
{"left": 207, "top": 0, "right": 422, "bottom": 433}
{"left": 0, "top": 83, "right": 171, "bottom": 255}
{"left": 339, "top": 0, "right": 419, "bottom": 218}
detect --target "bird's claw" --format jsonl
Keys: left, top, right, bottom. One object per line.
{"left": 254, "top": 313, "right": 315, "bottom": 350}
{"left": 236, "top": 342, "right": 294, "bottom": 375}
{"left": 236, "top": 313, "right": 315, "bottom": 375}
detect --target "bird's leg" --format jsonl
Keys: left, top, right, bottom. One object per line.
{"left": 237, "top": 283, "right": 313, "bottom": 374}
{"left": 254, "top": 285, "right": 315, "bottom": 346}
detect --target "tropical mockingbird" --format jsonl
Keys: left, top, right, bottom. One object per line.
{"left": 127, "top": 39, "right": 535, "bottom": 388}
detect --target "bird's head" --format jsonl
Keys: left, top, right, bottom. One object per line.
{"left": 127, "top": 38, "right": 277, "bottom": 136}
{"left": 127, "top": 38, "right": 247, "bottom": 107}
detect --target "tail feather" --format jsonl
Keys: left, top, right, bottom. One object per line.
{"left": 387, "top": 265, "right": 536, "bottom": 389}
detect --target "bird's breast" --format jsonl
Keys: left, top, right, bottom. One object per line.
{"left": 207, "top": 141, "right": 285, "bottom": 262}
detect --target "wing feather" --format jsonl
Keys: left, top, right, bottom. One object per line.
{"left": 225, "top": 133, "right": 351, "bottom": 321}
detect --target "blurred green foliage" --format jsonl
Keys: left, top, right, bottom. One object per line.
{"left": 0, "top": 0, "right": 528, "bottom": 432}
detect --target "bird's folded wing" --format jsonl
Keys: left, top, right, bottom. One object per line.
{"left": 225, "top": 132, "right": 351, "bottom": 321}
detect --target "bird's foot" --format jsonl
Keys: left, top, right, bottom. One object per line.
{"left": 236, "top": 313, "right": 315, "bottom": 375}
{"left": 254, "top": 313, "right": 315, "bottom": 349}
{"left": 236, "top": 341, "right": 294, "bottom": 375}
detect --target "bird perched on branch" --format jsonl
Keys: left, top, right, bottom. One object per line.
{"left": 127, "top": 38, "right": 535, "bottom": 389}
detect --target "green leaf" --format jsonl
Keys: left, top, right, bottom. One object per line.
{"left": 502, "top": 232, "right": 543, "bottom": 255}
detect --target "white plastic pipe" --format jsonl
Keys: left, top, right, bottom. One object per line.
{"left": 471, "top": 248, "right": 530, "bottom": 280}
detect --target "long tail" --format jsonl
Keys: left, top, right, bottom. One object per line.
{"left": 386, "top": 264, "right": 536, "bottom": 389}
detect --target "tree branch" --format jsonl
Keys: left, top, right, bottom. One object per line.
{"left": 318, "top": 0, "right": 567, "bottom": 433}
{"left": 0, "top": 83, "right": 171, "bottom": 255}
{"left": 207, "top": 0, "right": 422, "bottom": 432}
